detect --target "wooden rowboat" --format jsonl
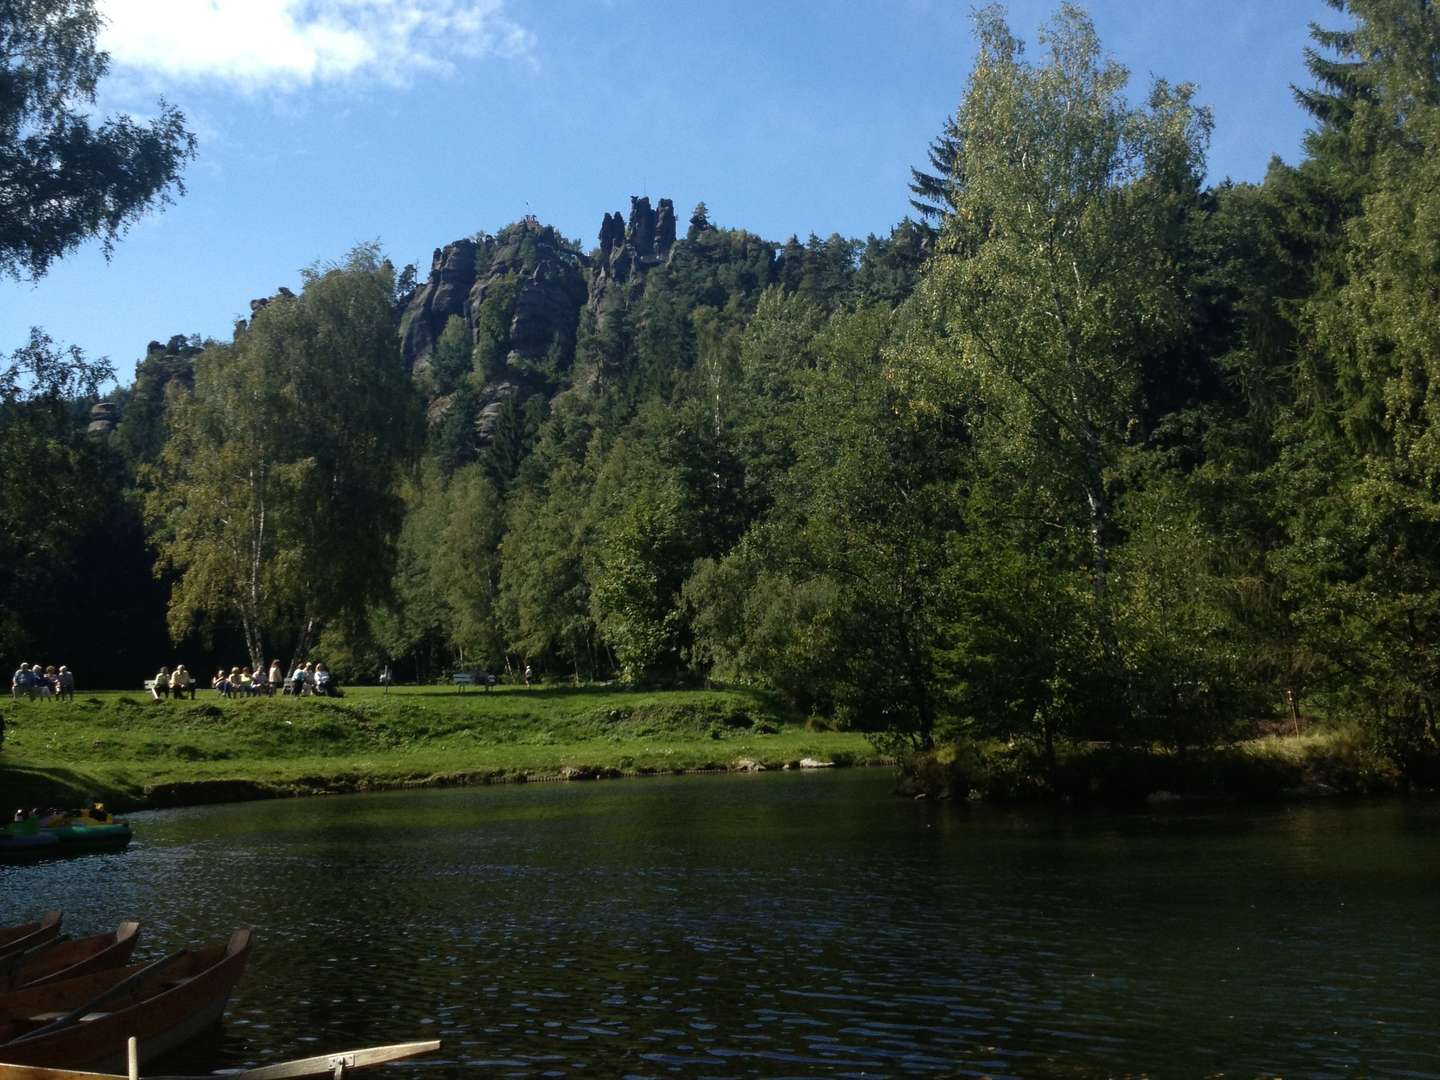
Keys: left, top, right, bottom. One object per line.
{"left": 0, "top": 1037, "right": 440, "bottom": 1079}
{"left": 0, "top": 918, "right": 62, "bottom": 963}
{"left": 0, "top": 929, "right": 251, "bottom": 1074}
{"left": 0, "top": 924, "right": 140, "bottom": 992}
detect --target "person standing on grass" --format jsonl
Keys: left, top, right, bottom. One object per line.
{"left": 524, "top": 664, "right": 532, "bottom": 687}
{"left": 57, "top": 666, "right": 75, "bottom": 701}
{"left": 11, "top": 663, "right": 33, "bottom": 701}
{"left": 269, "top": 659, "right": 283, "bottom": 694}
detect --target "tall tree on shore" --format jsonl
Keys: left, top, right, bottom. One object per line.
{"left": 1275, "top": 0, "right": 1440, "bottom": 761}
{"left": 915, "top": 4, "right": 1210, "bottom": 676}
{"left": 147, "top": 247, "right": 420, "bottom": 668}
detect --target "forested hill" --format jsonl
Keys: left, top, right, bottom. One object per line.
{"left": 20, "top": 195, "right": 931, "bottom": 691}
{"left": 6, "top": 3, "right": 1440, "bottom": 781}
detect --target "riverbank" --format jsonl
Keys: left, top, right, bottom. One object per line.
{"left": 902, "top": 724, "right": 1420, "bottom": 805}
{"left": 0, "top": 685, "right": 882, "bottom": 812}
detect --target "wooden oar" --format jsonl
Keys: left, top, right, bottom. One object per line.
{"left": 0, "top": 1064, "right": 120, "bottom": 1079}
{"left": 1, "top": 1040, "right": 441, "bottom": 1080}
{"left": 2, "top": 951, "right": 188, "bottom": 1047}
{"left": 222, "top": 1040, "right": 443, "bottom": 1080}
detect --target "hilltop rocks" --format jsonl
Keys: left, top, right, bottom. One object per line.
{"left": 87, "top": 400, "right": 117, "bottom": 437}
{"left": 593, "top": 195, "right": 676, "bottom": 285}
{"left": 590, "top": 195, "right": 677, "bottom": 330}
{"left": 468, "top": 219, "right": 588, "bottom": 363}
{"left": 247, "top": 286, "right": 295, "bottom": 320}
{"left": 399, "top": 218, "right": 588, "bottom": 447}
{"left": 400, "top": 240, "right": 479, "bottom": 366}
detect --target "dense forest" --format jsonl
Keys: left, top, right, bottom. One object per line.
{"left": 5, "top": 1, "right": 1439, "bottom": 777}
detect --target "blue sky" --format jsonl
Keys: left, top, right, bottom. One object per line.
{"left": 2, "top": 0, "right": 1337, "bottom": 384}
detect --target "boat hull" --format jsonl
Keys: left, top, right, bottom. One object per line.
{"left": 0, "top": 930, "right": 251, "bottom": 1072}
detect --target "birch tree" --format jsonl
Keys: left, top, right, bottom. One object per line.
{"left": 148, "top": 247, "right": 419, "bottom": 667}
{"left": 916, "top": 4, "right": 1209, "bottom": 655}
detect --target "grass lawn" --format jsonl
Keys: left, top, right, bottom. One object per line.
{"left": 0, "top": 684, "right": 885, "bottom": 811}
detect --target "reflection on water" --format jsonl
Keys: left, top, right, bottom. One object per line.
{"left": 3, "top": 772, "right": 1439, "bottom": 1077}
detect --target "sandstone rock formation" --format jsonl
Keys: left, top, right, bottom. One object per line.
{"left": 399, "top": 218, "right": 588, "bottom": 447}
{"left": 589, "top": 195, "right": 678, "bottom": 331}
{"left": 400, "top": 240, "right": 478, "bottom": 366}
{"left": 87, "top": 400, "right": 117, "bottom": 437}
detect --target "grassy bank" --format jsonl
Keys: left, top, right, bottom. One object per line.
{"left": 0, "top": 685, "right": 884, "bottom": 812}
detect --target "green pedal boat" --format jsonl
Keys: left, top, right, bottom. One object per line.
{"left": 1, "top": 808, "right": 132, "bottom": 859}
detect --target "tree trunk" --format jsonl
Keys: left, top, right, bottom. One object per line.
{"left": 291, "top": 614, "right": 318, "bottom": 671}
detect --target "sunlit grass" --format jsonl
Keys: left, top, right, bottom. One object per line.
{"left": 0, "top": 684, "right": 882, "bottom": 810}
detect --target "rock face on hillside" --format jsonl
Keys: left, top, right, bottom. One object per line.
{"left": 399, "top": 218, "right": 589, "bottom": 445}
{"left": 469, "top": 219, "right": 589, "bottom": 364}
{"left": 590, "top": 196, "right": 677, "bottom": 328}
{"left": 87, "top": 400, "right": 117, "bottom": 437}
{"left": 400, "top": 240, "right": 478, "bottom": 365}
{"left": 400, "top": 219, "right": 588, "bottom": 378}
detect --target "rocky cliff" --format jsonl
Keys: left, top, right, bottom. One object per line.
{"left": 590, "top": 196, "right": 677, "bottom": 328}
{"left": 399, "top": 199, "right": 689, "bottom": 446}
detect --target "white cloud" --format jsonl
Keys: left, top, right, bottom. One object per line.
{"left": 97, "top": 0, "right": 535, "bottom": 89}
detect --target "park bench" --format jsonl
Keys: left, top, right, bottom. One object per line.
{"left": 144, "top": 678, "right": 195, "bottom": 698}
{"left": 451, "top": 671, "right": 495, "bottom": 693}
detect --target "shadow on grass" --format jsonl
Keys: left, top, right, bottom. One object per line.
{"left": 0, "top": 763, "right": 135, "bottom": 812}
{"left": 375, "top": 682, "right": 789, "bottom": 707}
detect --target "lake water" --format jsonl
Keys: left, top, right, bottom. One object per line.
{"left": 2, "top": 770, "right": 1438, "bottom": 1078}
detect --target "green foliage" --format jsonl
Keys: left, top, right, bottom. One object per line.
{"left": 0, "top": 328, "right": 115, "bottom": 656}
{"left": 147, "top": 247, "right": 421, "bottom": 667}
{"left": 471, "top": 276, "right": 518, "bottom": 383}
{"left": 24, "top": 0, "right": 1440, "bottom": 780}
{"left": 1268, "top": 0, "right": 1440, "bottom": 767}
{"left": 428, "top": 316, "right": 471, "bottom": 396}
{"left": 909, "top": 5, "right": 1212, "bottom": 746}
{"left": 433, "top": 465, "right": 505, "bottom": 664}
{"left": 0, "top": 0, "right": 195, "bottom": 279}
{"left": 590, "top": 483, "right": 699, "bottom": 684}
{"left": 481, "top": 394, "right": 543, "bottom": 494}
{"left": 111, "top": 335, "right": 202, "bottom": 472}
{"left": 1111, "top": 478, "right": 1261, "bottom": 751}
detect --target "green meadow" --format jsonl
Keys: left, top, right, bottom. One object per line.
{"left": 0, "top": 685, "right": 883, "bottom": 811}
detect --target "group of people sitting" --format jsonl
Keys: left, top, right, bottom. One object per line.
{"left": 10, "top": 663, "right": 75, "bottom": 701}
{"left": 150, "top": 660, "right": 342, "bottom": 699}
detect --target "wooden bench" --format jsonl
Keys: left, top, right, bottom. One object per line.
{"left": 451, "top": 672, "right": 494, "bottom": 693}
{"left": 145, "top": 678, "right": 195, "bottom": 698}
